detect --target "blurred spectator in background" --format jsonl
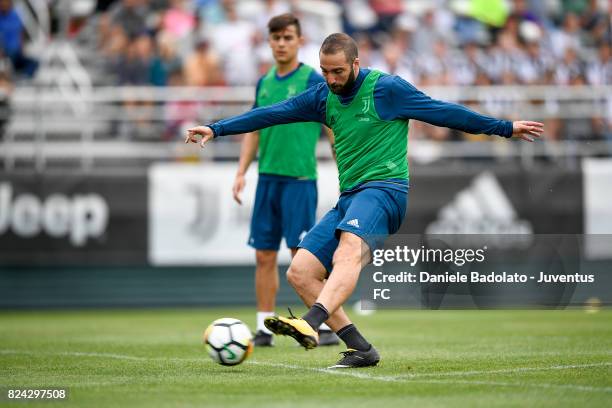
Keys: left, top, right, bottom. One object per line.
{"left": 342, "top": 0, "right": 377, "bottom": 35}
{"left": 150, "top": 31, "right": 182, "bottom": 86}
{"left": 486, "top": 29, "right": 522, "bottom": 84}
{"left": 586, "top": 42, "right": 611, "bottom": 86}
{"left": 511, "top": 0, "right": 542, "bottom": 25}
{"left": 96, "top": 0, "right": 118, "bottom": 13}
{"left": 0, "top": 48, "right": 12, "bottom": 141}
{"left": 378, "top": 42, "right": 412, "bottom": 79}
{"left": 352, "top": 33, "right": 379, "bottom": 68}
{"left": 369, "top": 0, "right": 403, "bottom": 33}
{"left": 99, "top": 20, "right": 129, "bottom": 83}
{"left": 295, "top": 32, "right": 320, "bottom": 74}
{"left": 183, "top": 38, "right": 224, "bottom": 86}
{"left": 114, "top": 33, "right": 156, "bottom": 139}
{"left": 161, "top": 0, "right": 195, "bottom": 38}
{"left": 419, "top": 38, "right": 453, "bottom": 85}
{"left": 580, "top": 0, "right": 609, "bottom": 46}
{"left": 453, "top": 41, "right": 487, "bottom": 85}
{"left": 586, "top": 41, "right": 611, "bottom": 143}
{"left": 388, "top": 14, "right": 416, "bottom": 57}
{"left": 412, "top": 9, "right": 444, "bottom": 54}
{"left": 196, "top": 0, "right": 228, "bottom": 26}
{"left": 117, "top": 33, "right": 154, "bottom": 85}
{"left": 561, "top": 0, "right": 589, "bottom": 15}
{"left": 178, "top": 36, "right": 224, "bottom": 141}
{"left": 254, "top": 0, "right": 290, "bottom": 33}
{"left": 252, "top": 0, "right": 303, "bottom": 74}
{"left": 165, "top": 67, "right": 201, "bottom": 140}
{"left": 0, "top": 0, "right": 38, "bottom": 77}
{"left": 160, "top": 0, "right": 196, "bottom": 57}
{"left": 549, "top": 12, "right": 584, "bottom": 58}
{"left": 554, "top": 46, "right": 585, "bottom": 85}
{"left": 107, "top": 0, "right": 151, "bottom": 40}
{"left": 207, "top": 0, "right": 257, "bottom": 85}
{"left": 516, "top": 21, "right": 554, "bottom": 85}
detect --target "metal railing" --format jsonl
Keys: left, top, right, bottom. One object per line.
{"left": 1, "top": 85, "right": 610, "bottom": 172}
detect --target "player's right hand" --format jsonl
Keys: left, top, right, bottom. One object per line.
{"left": 232, "top": 174, "right": 246, "bottom": 205}
{"left": 185, "top": 126, "right": 214, "bottom": 148}
{"left": 511, "top": 121, "right": 544, "bottom": 142}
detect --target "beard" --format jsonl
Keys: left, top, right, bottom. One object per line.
{"left": 329, "top": 67, "right": 356, "bottom": 95}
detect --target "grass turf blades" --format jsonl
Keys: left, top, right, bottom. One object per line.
{"left": 0, "top": 308, "right": 610, "bottom": 407}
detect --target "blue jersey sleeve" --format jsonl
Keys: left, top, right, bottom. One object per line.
{"left": 374, "top": 75, "right": 513, "bottom": 137}
{"left": 209, "top": 83, "right": 328, "bottom": 137}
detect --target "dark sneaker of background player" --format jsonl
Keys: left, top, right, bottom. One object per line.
{"left": 253, "top": 330, "right": 274, "bottom": 347}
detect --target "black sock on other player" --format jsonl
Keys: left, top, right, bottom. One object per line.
{"left": 336, "top": 324, "right": 371, "bottom": 351}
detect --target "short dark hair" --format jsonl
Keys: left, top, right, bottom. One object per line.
{"left": 320, "top": 33, "right": 358, "bottom": 63}
{"left": 268, "top": 13, "right": 301, "bottom": 36}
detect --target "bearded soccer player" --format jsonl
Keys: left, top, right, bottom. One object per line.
{"left": 186, "top": 33, "right": 543, "bottom": 368}
{"left": 232, "top": 14, "right": 338, "bottom": 347}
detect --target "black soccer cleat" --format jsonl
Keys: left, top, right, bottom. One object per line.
{"left": 253, "top": 330, "right": 274, "bottom": 347}
{"left": 328, "top": 346, "right": 380, "bottom": 369}
{"left": 318, "top": 329, "right": 340, "bottom": 346}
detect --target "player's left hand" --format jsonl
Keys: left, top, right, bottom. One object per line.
{"left": 232, "top": 174, "right": 246, "bottom": 205}
{"left": 185, "top": 126, "right": 214, "bottom": 147}
{"left": 512, "top": 121, "right": 544, "bottom": 142}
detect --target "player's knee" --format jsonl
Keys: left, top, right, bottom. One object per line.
{"left": 256, "top": 250, "right": 277, "bottom": 268}
{"left": 286, "top": 264, "right": 301, "bottom": 288}
{"left": 286, "top": 263, "right": 308, "bottom": 289}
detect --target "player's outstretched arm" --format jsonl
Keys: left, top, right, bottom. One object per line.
{"left": 512, "top": 121, "right": 544, "bottom": 142}
{"left": 185, "top": 85, "right": 325, "bottom": 145}
{"left": 387, "top": 76, "right": 542, "bottom": 139}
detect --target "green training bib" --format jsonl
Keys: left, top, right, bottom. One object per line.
{"left": 325, "top": 70, "right": 409, "bottom": 191}
{"left": 256, "top": 64, "right": 321, "bottom": 179}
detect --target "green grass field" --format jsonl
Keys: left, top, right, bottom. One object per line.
{"left": 0, "top": 308, "right": 610, "bottom": 407}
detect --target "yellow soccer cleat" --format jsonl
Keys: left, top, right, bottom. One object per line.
{"left": 264, "top": 310, "right": 319, "bottom": 350}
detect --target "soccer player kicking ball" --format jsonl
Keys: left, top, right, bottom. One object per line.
{"left": 186, "top": 33, "right": 543, "bottom": 368}
{"left": 232, "top": 14, "right": 338, "bottom": 347}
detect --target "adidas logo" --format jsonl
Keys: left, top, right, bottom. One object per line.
{"left": 347, "top": 219, "right": 360, "bottom": 228}
{"left": 426, "top": 172, "right": 533, "bottom": 238}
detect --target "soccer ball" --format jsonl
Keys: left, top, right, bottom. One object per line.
{"left": 203, "top": 318, "right": 254, "bottom": 366}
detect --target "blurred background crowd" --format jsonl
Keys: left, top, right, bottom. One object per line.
{"left": 2, "top": 0, "right": 607, "bottom": 86}
{"left": 0, "top": 0, "right": 610, "bottom": 143}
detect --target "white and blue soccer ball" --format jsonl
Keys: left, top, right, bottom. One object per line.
{"left": 203, "top": 318, "right": 253, "bottom": 366}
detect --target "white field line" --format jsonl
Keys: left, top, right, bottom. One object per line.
{"left": 249, "top": 361, "right": 612, "bottom": 393}
{"left": 0, "top": 349, "right": 149, "bottom": 361}
{"left": 2, "top": 349, "right": 611, "bottom": 393}
{"left": 396, "top": 362, "right": 612, "bottom": 378}
{"left": 249, "top": 361, "right": 401, "bottom": 382}
{"left": 407, "top": 378, "right": 610, "bottom": 393}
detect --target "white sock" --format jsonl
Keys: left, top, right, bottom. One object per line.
{"left": 257, "top": 311, "right": 274, "bottom": 334}
{"left": 320, "top": 323, "right": 332, "bottom": 332}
